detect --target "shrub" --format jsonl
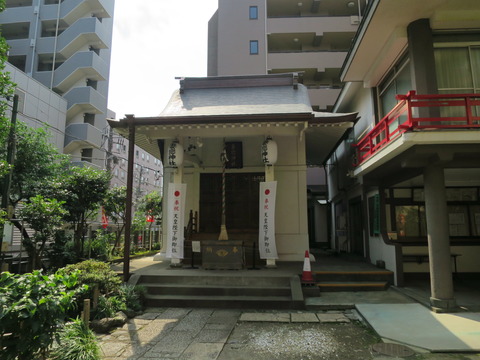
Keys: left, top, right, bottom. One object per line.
{"left": 120, "top": 284, "right": 146, "bottom": 312}
{"left": 63, "top": 259, "right": 121, "bottom": 296}
{"left": 0, "top": 270, "right": 86, "bottom": 360}
{"left": 92, "top": 295, "right": 126, "bottom": 319}
{"left": 87, "top": 231, "right": 114, "bottom": 261}
{"left": 46, "top": 232, "right": 78, "bottom": 270}
{"left": 51, "top": 318, "right": 100, "bottom": 360}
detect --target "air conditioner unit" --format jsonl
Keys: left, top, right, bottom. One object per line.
{"left": 350, "top": 15, "right": 360, "bottom": 25}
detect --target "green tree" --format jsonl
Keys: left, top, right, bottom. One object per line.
{"left": 60, "top": 167, "right": 111, "bottom": 256}
{"left": 103, "top": 186, "right": 127, "bottom": 255}
{"left": 0, "top": 0, "right": 15, "bottom": 234}
{"left": 19, "top": 195, "right": 67, "bottom": 269}
{"left": 134, "top": 191, "right": 162, "bottom": 249}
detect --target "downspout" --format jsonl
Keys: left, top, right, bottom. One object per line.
{"left": 49, "top": 0, "right": 62, "bottom": 89}
{"left": 29, "top": 0, "right": 41, "bottom": 76}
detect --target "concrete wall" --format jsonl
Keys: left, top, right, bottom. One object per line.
{"left": 215, "top": 0, "right": 267, "bottom": 76}
{"left": 6, "top": 63, "right": 67, "bottom": 152}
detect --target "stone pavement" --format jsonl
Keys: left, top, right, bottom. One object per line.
{"left": 98, "top": 307, "right": 368, "bottom": 360}
{"left": 97, "top": 307, "right": 480, "bottom": 360}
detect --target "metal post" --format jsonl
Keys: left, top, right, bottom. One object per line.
{"left": 123, "top": 115, "right": 136, "bottom": 282}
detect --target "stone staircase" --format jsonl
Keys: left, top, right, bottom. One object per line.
{"left": 129, "top": 273, "right": 305, "bottom": 310}
{"left": 313, "top": 270, "right": 394, "bottom": 292}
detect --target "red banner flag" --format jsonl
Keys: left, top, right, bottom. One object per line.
{"left": 101, "top": 207, "right": 108, "bottom": 229}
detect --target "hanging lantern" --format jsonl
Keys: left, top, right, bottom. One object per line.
{"left": 168, "top": 140, "right": 184, "bottom": 167}
{"left": 261, "top": 136, "right": 277, "bottom": 166}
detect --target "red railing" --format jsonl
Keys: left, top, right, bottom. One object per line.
{"left": 354, "top": 91, "right": 480, "bottom": 166}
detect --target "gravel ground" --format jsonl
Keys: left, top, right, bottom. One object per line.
{"left": 218, "top": 322, "right": 378, "bottom": 360}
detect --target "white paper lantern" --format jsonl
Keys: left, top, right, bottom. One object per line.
{"left": 261, "top": 136, "right": 277, "bottom": 166}
{"left": 168, "top": 141, "right": 184, "bottom": 167}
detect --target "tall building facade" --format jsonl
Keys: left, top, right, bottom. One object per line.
{"left": 208, "top": 0, "right": 364, "bottom": 111}
{"left": 1, "top": 0, "right": 115, "bottom": 169}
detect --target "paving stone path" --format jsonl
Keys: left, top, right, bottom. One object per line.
{"left": 98, "top": 308, "right": 480, "bottom": 360}
{"left": 98, "top": 308, "right": 359, "bottom": 360}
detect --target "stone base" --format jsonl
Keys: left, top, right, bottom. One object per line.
{"left": 202, "top": 240, "right": 244, "bottom": 270}
{"left": 430, "top": 296, "right": 458, "bottom": 313}
{"left": 170, "top": 258, "right": 183, "bottom": 268}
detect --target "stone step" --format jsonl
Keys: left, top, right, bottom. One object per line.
{"left": 144, "top": 294, "right": 300, "bottom": 309}
{"left": 131, "top": 274, "right": 305, "bottom": 310}
{"left": 143, "top": 283, "right": 291, "bottom": 297}
{"left": 314, "top": 270, "right": 394, "bottom": 283}
{"left": 316, "top": 281, "right": 389, "bottom": 292}
{"left": 138, "top": 275, "right": 291, "bottom": 287}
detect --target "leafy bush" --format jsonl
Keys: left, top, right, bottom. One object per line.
{"left": 92, "top": 295, "right": 126, "bottom": 319}
{"left": 0, "top": 270, "right": 86, "bottom": 360}
{"left": 120, "top": 284, "right": 146, "bottom": 312}
{"left": 87, "top": 230, "right": 114, "bottom": 261}
{"left": 63, "top": 259, "right": 121, "bottom": 297}
{"left": 46, "top": 232, "right": 79, "bottom": 270}
{"left": 51, "top": 318, "right": 100, "bottom": 360}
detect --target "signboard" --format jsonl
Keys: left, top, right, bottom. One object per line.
{"left": 259, "top": 181, "right": 278, "bottom": 259}
{"left": 192, "top": 241, "right": 201, "bottom": 253}
{"left": 166, "top": 183, "right": 186, "bottom": 259}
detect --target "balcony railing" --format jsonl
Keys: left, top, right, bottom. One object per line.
{"left": 353, "top": 91, "right": 480, "bottom": 166}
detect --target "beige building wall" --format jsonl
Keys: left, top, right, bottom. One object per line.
{"left": 208, "top": 0, "right": 362, "bottom": 111}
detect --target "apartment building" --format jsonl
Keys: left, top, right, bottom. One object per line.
{"left": 208, "top": 0, "right": 364, "bottom": 112}
{"left": 106, "top": 126, "right": 163, "bottom": 200}
{"left": 0, "top": 0, "right": 115, "bottom": 169}
{"left": 327, "top": 0, "right": 480, "bottom": 311}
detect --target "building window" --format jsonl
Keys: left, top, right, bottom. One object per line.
{"left": 249, "top": 6, "right": 258, "bottom": 19}
{"left": 250, "top": 40, "right": 259, "bottom": 55}
{"left": 377, "top": 55, "right": 411, "bottom": 119}
{"left": 81, "top": 148, "right": 93, "bottom": 162}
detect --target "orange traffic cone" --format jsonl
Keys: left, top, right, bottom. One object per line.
{"left": 301, "top": 250, "right": 314, "bottom": 283}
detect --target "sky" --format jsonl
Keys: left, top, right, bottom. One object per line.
{"left": 107, "top": 1, "right": 219, "bottom": 120}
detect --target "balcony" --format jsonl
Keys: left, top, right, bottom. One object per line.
{"left": 353, "top": 91, "right": 480, "bottom": 166}
{"left": 268, "top": 51, "right": 346, "bottom": 72}
{"left": 64, "top": 86, "right": 105, "bottom": 118}
{"left": 64, "top": 122, "right": 102, "bottom": 153}
{"left": 52, "top": 51, "right": 108, "bottom": 93}
{"left": 267, "top": 16, "right": 357, "bottom": 35}
{"left": 60, "top": 0, "right": 112, "bottom": 26}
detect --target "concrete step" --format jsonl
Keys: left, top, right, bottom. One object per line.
{"left": 143, "top": 283, "right": 291, "bottom": 297}
{"left": 138, "top": 275, "right": 291, "bottom": 287}
{"left": 316, "top": 281, "right": 389, "bottom": 292}
{"left": 314, "top": 270, "right": 394, "bottom": 282}
{"left": 132, "top": 274, "right": 305, "bottom": 310}
{"left": 144, "top": 294, "right": 299, "bottom": 309}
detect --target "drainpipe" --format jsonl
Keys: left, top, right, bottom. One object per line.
{"left": 29, "top": 0, "right": 41, "bottom": 76}
{"left": 49, "top": 0, "right": 62, "bottom": 89}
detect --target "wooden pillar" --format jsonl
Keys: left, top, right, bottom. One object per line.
{"left": 123, "top": 115, "right": 135, "bottom": 282}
